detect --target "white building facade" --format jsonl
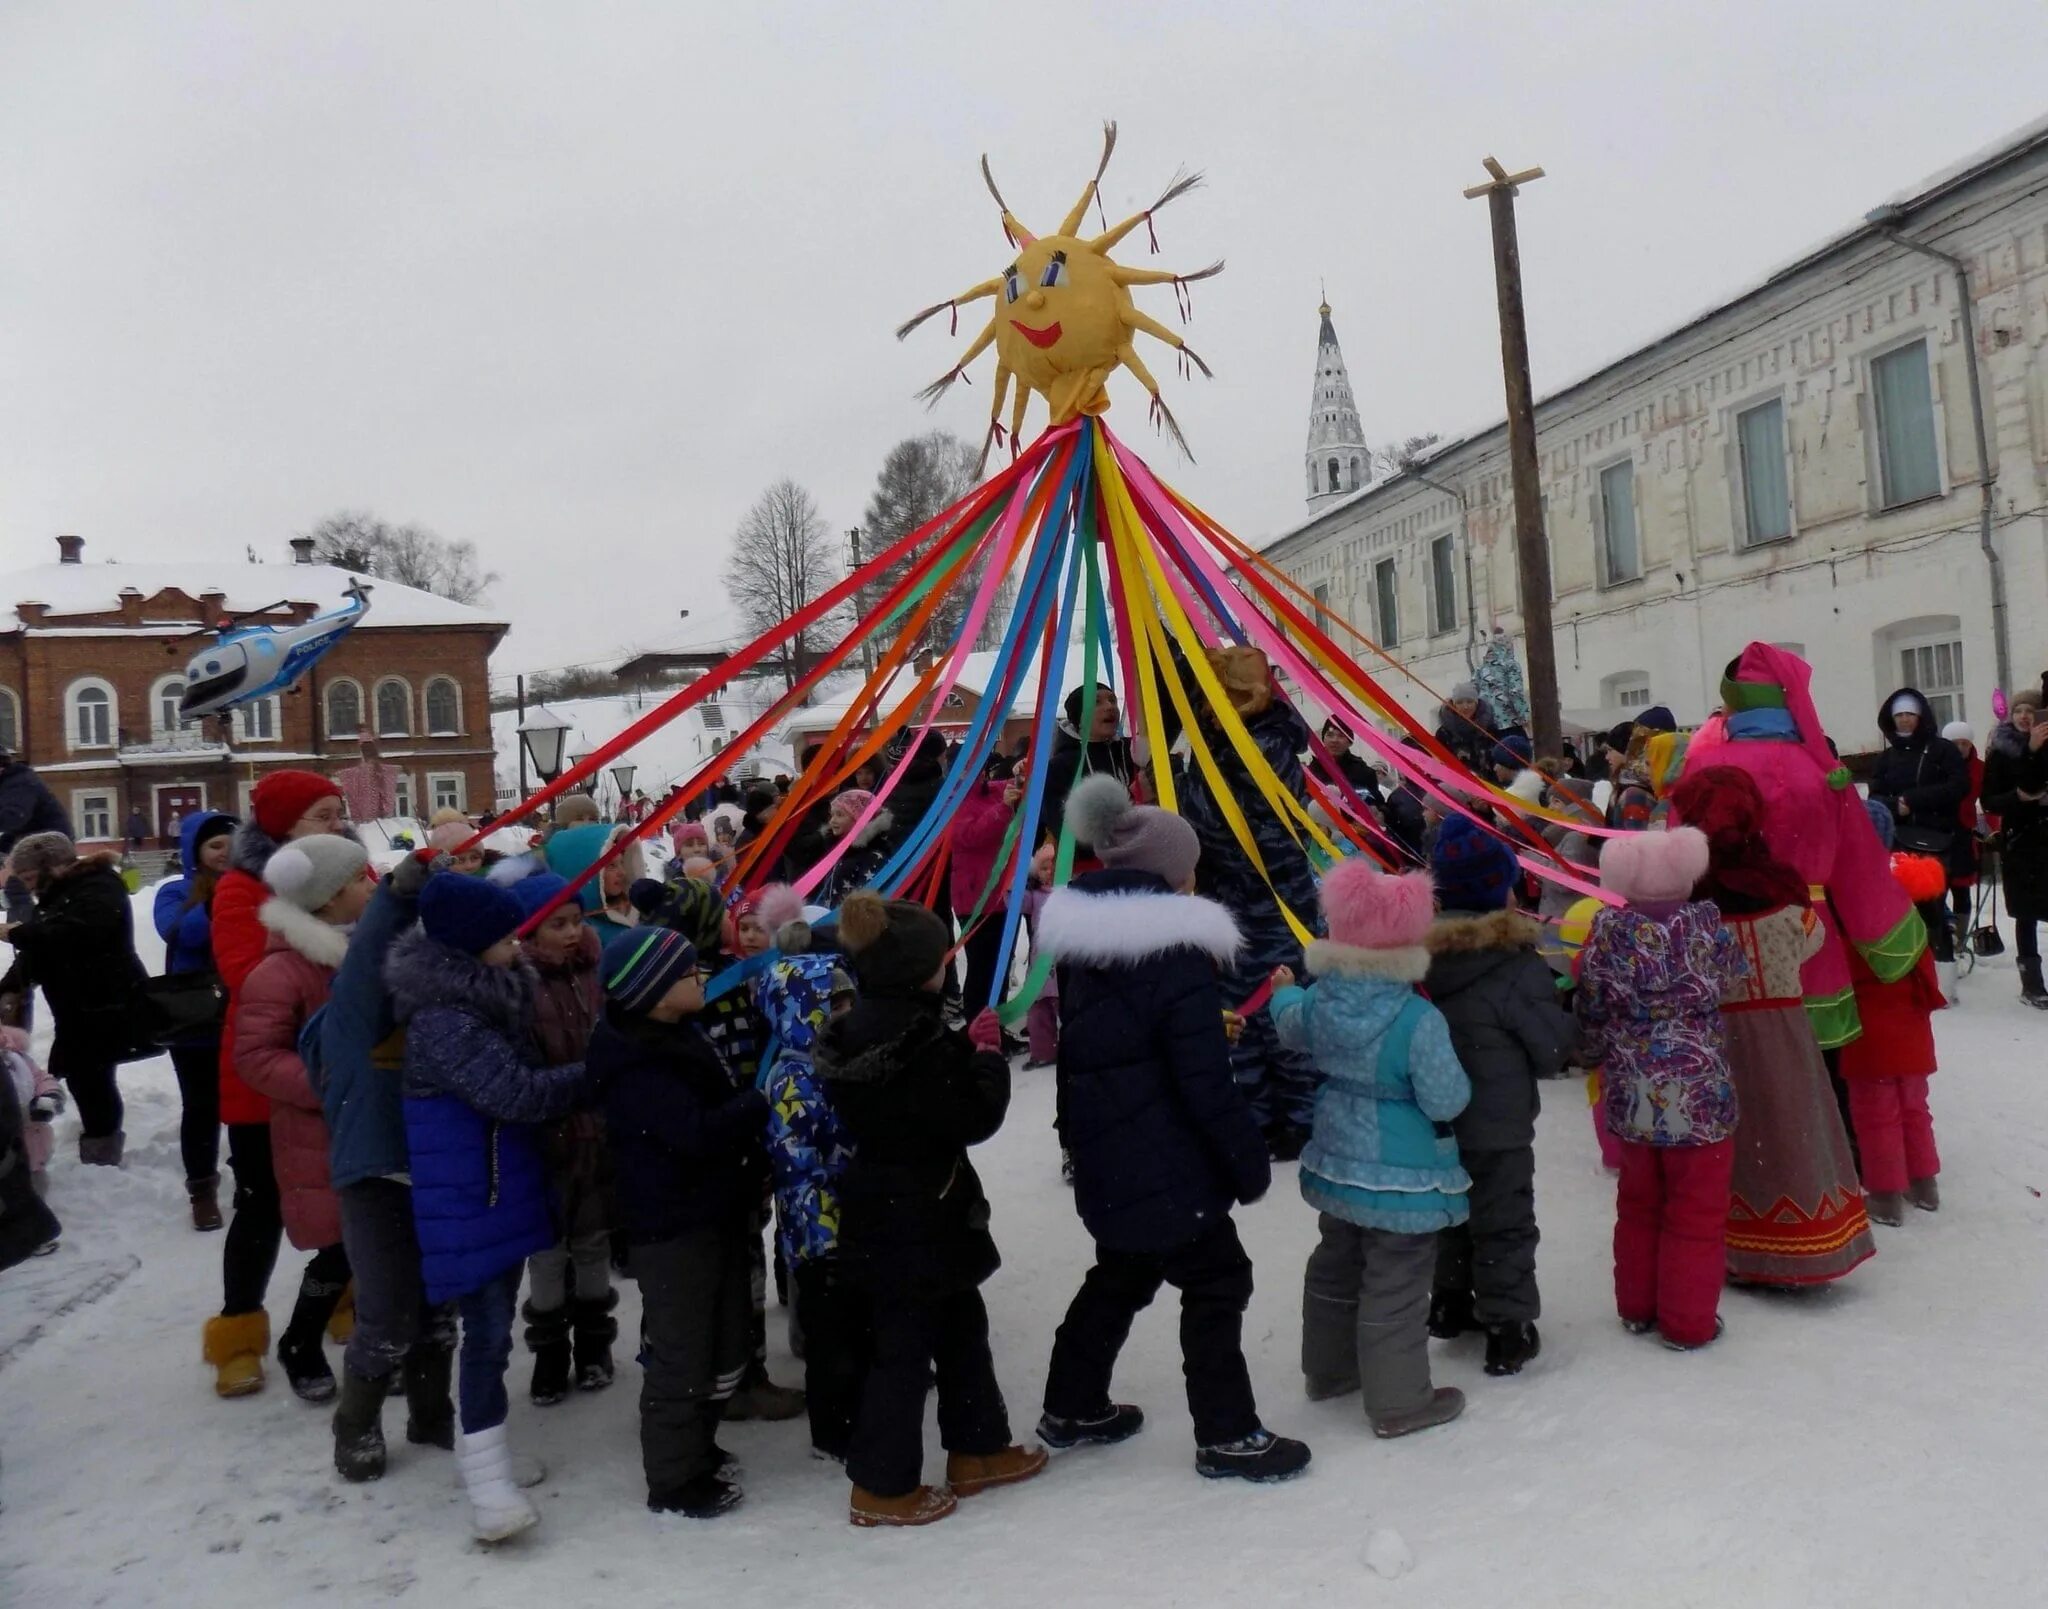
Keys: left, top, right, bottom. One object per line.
{"left": 1262, "top": 122, "right": 2048, "bottom": 751}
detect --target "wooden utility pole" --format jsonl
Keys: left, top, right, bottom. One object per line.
{"left": 1464, "top": 156, "right": 1561, "bottom": 758}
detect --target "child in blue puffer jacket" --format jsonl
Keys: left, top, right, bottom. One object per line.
{"left": 1271, "top": 858, "right": 1471, "bottom": 1442}
{"left": 388, "top": 873, "right": 600, "bottom": 1544}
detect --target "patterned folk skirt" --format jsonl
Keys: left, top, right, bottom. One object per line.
{"left": 1722, "top": 1003, "right": 1877, "bottom": 1286}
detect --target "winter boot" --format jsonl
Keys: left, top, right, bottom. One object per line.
{"left": 723, "top": 1363, "right": 806, "bottom": 1422}
{"left": 277, "top": 1326, "right": 337, "bottom": 1403}
{"left": 1195, "top": 1428, "right": 1312, "bottom": 1483}
{"left": 332, "top": 1368, "right": 390, "bottom": 1482}
{"left": 187, "top": 1174, "right": 223, "bottom": 1232}
{"left": 1483, "top": 1321, "right": 1541, "bottom": 1377}
{"left": 849, "top": 1484, "right": 958, "bottom": 1528}
{"left": 77, "top": 1131, "right": 125, "bottom": 1167}
{"left": 326, "top": 1282, "right": 355, "bottom": 1344}
{"left": 945, "top": 1444, "right": 1050, "bottom": 1497}
{"left": 649, "top": 1475, "right": 744, "bottom": 1518}
{"left": 1866, "top": 1191, "right": 1907, "bottom": 1227}
{"left": 2021, "top": 955, "right": 2048, "bottom": 1006}
{"left": 1370, "top": 1387, "right": 1466, "bottom": 1440}
{"left": 570, "top": 1290, "right": 619, "bottom": 1392}
{"left": 404, "top": 1341, "right": 457, "bottom": 1449}
{"left": 1427, "top": 1288, "right": 1477, "bottom": 1340}
{"left": 1620, "top": 1317, "right": 1657, "bottom": 1336}
{"left": 202, "top": 1311, "right": 270, "bottom": 1398}
{"left": 522, "top": 1300, "right": 573, "bottom": 1407}
{"left": 1038, "top": 1405, "right": 1145, "bottom": 1450}
{"left": 1908, "top": 1176, "right": 1941, "bottom": 1212}
{"left": 1661, "top": 1316, "right": 1727, "bottom": 1352}
{"left": 1303, "top": 1373, "right": 1359, "bottom": 1402}
{"left": 1264, "top": 1123, "right": 1310, "bottom": 1164}
{"left": 457, "top": 1424, "right": 539, "bottom": 1542}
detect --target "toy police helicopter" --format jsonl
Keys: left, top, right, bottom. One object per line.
{"left": 177, "top": 578, "right": 373, "bottom": 721}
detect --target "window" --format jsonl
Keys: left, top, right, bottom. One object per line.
{"left": 375, "top": 679, "right": 411, "bottom": 737}
{"left": 1736, "top": 397, "right": 1792, "bottom": 545}
{"left": 325, "top": 679, "right": 362, "bottom": 737}
{"left": 1327, "top": 456, "right": 1341, "bottom": 493}
{"left": 702, "top": 702, "right": 726, "bottom": 732}
{"left": 1312, "top": 582, "right": 1332, "bottom": 632}
{"left": 73, "top": 790, "right": 114, "bottom": 842}
{"left": 1429, "top": 534, "right": 1458, "bottom": 636}
{"left": 0, "top": 688, "right": 16, "bottom": 754}
{"left": 1598, "top": 459, "right": 1641, "bottom": 585}
{"left": 424, "top": 677, "right": 461, "bottom": 736}
{"left": 67, "top": 679, "right": 115, "bottom": 749}
{"left": 391, "top": 771, "right": 416, "bottom": 820}
{"left": 1373, "top": 557, "right": 1399, "bottom": 648}
{"left": 1898, "top": 636, "right": 1966, "bottom": 726}
{"left": 235, "top": 696, "right": 280, "bottom": 744}
{"left": 1603, "top": 671, "right": 1652, "bottom": 711}
{"left": 151, "top": 676, "right": 187, "bottom": 736}
{"left": 1872, "top": 340, "right": 1941, "bottom": 507}
{"left": 428, "top": 772, "right": 466, "bottom": 815}
{"left": 1351, "top": 456, "right": 1363, "bottom": 486}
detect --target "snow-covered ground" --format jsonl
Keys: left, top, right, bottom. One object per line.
{"left": 2, "top": 897, "right": 2044, "bottom": 1608}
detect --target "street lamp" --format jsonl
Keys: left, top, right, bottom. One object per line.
{"left": 568, "top": 750, "right": 596, "bottom": 794}
{"left": 517, "top": 706, "right": 571, "bottom": 783}
{"left": 609, "top": 760, "right": 638, "bottom": 813}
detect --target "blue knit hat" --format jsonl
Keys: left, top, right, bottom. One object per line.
{"left": 1430, "top": 814, "right": 1521, "bottom": 912}
{"left": 602, "top": 926, "right": 700, "bottom": 1014}
{"left": 1863, "top": 797, "right": 1897, "bottom": 850}
{"left": 1490, "top": 735, "right": 1534, "bottom": 772}
{"left": 418, "top": 872, "right": 526, "bottom": 955}
{"left": 509, "top": 869, "right": 572, "bottom": 923}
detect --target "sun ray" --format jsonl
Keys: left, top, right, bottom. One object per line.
{"left": 981, "top": 154, "right": 1036, "bottom": 246}
{"left": 1088, "top": 168, "right": 1205, "bottom": 254}
{"left": 895, "top": 279, "right": 1000, "bottom": 341}
{"left": 975, "top": 365, "right": 1016, "bottom": 475}
{"left": 914, "top": 316, "right": 999, "bottom": 407}
{"left": 1110, "top": 259, "right": 1224, "bottom": 289}
{"left": 1007, "top": 376, "right": 1030, "bottom": 450}
{"left": 1123, "top": 307, "right": 1211, "bottom": 376}
{"left": 1056, "top": 120, "right": 1119, "bottom": 237}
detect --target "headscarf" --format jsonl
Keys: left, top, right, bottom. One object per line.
{"left": 1667, "top": 764, "right": 1810, "bottom": 913}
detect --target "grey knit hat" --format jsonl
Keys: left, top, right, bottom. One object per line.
{"left": 263, "top": 834, "right": 371, "bottom": 913}
{"left": 1065, "top": 774, "right": 1200, "bottom": 888}
{"left": 10, "top": 831, "right": 76, "bottom": 883}
{"left": 1449, "top": 681, "right": 1479, "bottom": 703}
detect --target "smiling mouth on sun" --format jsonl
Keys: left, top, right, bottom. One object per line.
{"left": 1011, "top": 319, "right": 1063, "bottom": 349}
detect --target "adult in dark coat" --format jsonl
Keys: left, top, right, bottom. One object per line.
{"left": 1868, "top": 687, "right": 1969, "bottom": 971}
{"left": 1040, "top": 680, "right": 1183, "bottom": 851}
{"left": 875, "top": 732, "right": 952, "bottom": 863}
{"left": 0, "top": 835, "right": 148, "bottom": 1162}
{"left": 1433, "top": 682, "right": 1499, "bottom": 776}
{"left": 0, "top": 758, "right": 72, "bottom": 856}
{"left": 1981, "top": 687, "right": 2048, "bottom": 1004}
{"left": 1318, "top": 718, "right": 1385, "bottom": 811}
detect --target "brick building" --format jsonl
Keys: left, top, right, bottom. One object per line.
{"left": 0, "top": 535, "right": 508, "bottom": 847}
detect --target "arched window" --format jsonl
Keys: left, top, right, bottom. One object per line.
{"left": 1351, "top": 455, "right": 1363, "bottom": 485}
{"left": 150, "top": 675, "right": 187, "bottom": 736}
{"left": 374, "top": 678, "right": 412, "bottom": 738}
{"left": 235, "top": 696, "right": 280, "bottom": 744}
{"left": 424, "top": 677, "right": 461, "bottom": 736}
{"left": 66, "top": 678, "right": 116, "bottom": 749}
{"left": 325, "top": 679, "right": 363, "bottom": 738}
{"left": 1327, "top": 456, "right": 1341, "bottom": 492}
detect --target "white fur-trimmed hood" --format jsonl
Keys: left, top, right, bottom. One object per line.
{"left": 1036, "top": 885, "right": 1242, "bottom": 967}
{"left": 258, "top": 898, "right": 351, "bottom": 969}
{"left": 1306, "top": 938, "right": 1431, "bottom": 983}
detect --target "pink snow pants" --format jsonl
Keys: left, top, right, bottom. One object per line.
{"left": 1846, "top": 1077, "right": 1939, "bottom": 1195}
{"left": 1027, "top": 998, "right": 1059, "bottom": 1066}
{"left": 1614, "top": 1139, "right": 1734, "bottom": 1349}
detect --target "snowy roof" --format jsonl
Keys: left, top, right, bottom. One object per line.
{"left": 0, "top": 560, "right": 506, "bottom": 630}
{"left": 491, "top": 688, "right": 796, "bottom": 801}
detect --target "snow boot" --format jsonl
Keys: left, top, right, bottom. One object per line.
{"left": 404, "top": 1341, "right": 456, "bottom": 1449}
{"left": 187, "top": 1174, "right": 223, "bottom": 1232}
{"left": 457, "top": 1424, "right": 539, "bottom": 1542}
{"left": 523, "top": 1300, "right": 572, "bottom": 1406}
{"left": 1038, "top": 1405, "right": 1145, "bottom": 1450}
{"left": 723, "top": 1364, "right": 806, "bottom": 1422}
{"left": 1483, "top": 1321, "right": 1541, "bottom": 1377}
{"left": 202, "top": 1311, "right": 269, "bottom": 1399}
{"left": 1661, "top": 1316, "right": 1727, "bottom": 1352}
{"left": 277, "top": 1271, "right": 345, "bottom": 1403}
{"left": 1303, "top": 1373, "right": 1359, "bottom": 1402}
{"left": 1264, "top": 1123, "right": 1309, "bottom": 1164}
{"left": 849, "top": 1484, "right": 958, "bottom": 1528}
{"left": 1427, "top": 1288, "right": 1477, "bottom": 1340}
{"left": 1621, "top": 1317, "right": 1657, "bottom": 1336}
{"left": 325, "top": 1282, "right": 355, "bottom": 1344}
{"left": 649, "top": 1475, "right": 743, "bottom": 1518}
{"left": 1195, "top": 1428, "right": 1312, "bottom": 1483}
{"left": 77, "top": 1131, "right": 124, "bottom": 1167}
{"left": 1866, "top": 1191, "right": 1907, "bottom": 1227}
{"left": 945, "top": 1444, "right": 1050, "bottom": 1497}
{"left": 1370, "top": 1387, "right": 1466, "bottom": 1440}
{"left": 570, "top": 1290, "right": 619, "bottom": 1392}
{"left": 332, "top": 1368, "right": 390, "bottom": 1482}
{"left": 1909, "top": 1176, "right": 1941, "bottom": 1212}
{"left": 1936, "top": 958, "right": 1959, "bottom": 1005}
{"left": 2021, "top": 956, "right": 2048, "bottom": 1006}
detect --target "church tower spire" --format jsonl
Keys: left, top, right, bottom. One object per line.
{"left": 1306, "top": 298, "right": 1369, "bottom": 507}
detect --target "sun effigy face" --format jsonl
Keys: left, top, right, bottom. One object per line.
{"left": 897, "top": 122, "right": 1222, "bottom": 466}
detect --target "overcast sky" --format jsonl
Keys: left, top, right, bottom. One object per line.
{"left": 5, "top": 2, "right": 2046, "bottom": 682}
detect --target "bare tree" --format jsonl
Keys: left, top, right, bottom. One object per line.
{"left": 305, "top": 510, "right": 497, "bottom": 604}
{"left": 861, "top": 430, "right": 1013, "bottom": 658}
{"left": 723, "top": 479, "right": 844, "bottom": 690}
{"left": 1375, "top": 432, "right": 1445, "bottom": 479}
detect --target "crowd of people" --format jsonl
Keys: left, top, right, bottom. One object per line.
{"left": 0, "top": 634, "right": 2011, "bottom": 1543}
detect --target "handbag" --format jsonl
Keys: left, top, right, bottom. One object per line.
{"left": 1893, "top": 821, "right": 1954, "bottom": 858}
{"left": 1972, "top": 847, "right": 2006, "bottom": 956}
{"left": 140, "top": 970, "right": 228, "bottom": 1045}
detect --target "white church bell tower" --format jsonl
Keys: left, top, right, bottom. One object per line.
{"left": 1306, "top": 299, "right": 1369, "bottom": 508}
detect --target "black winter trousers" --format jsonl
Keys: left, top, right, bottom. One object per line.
{"left": 168, "top": 1043, "right": 221, "bottom": 1182}
{"left": 962, "top": 910, "right": 1011, "bottom": 1017}
{"left": 794, "top": 1257, "right": 872, "bottom": 1461}
{"left": 50, "top": 1041, "right": 121, "bottom": 1141}
{"left": 336, "top": 1178, "right": 454, "bottom": 1381}
{"left": 1433, "top": 1146, "right": 1539, "bottom": 1325}
{"left": 848, "top": 1286, "right": 1010, "bottom": 1498}
{"left": 1042, "top": 1217, "right": 1260, "bottom": 1447}
{"left": 634, "top": 1227, "right": 754, "bottom": 1495}
{"left": 221, "top": 1122, "right": 283, "bottom": 1316}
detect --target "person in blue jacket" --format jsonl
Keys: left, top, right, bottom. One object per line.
{"left": 1036, "top": 775, "right": 1309, "bottom": 1486}
{"left": 153, "top": 810, "right": 236, "bottom": 1230}
{"left": 387, "top": 872, "right": 600, "bottom": 1543}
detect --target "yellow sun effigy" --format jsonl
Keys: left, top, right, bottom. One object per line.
{"left": 897, "top": 121, "right": 1223, "bottom": 466}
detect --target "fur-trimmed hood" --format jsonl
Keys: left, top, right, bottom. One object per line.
{"left": 1425, "top": 908, "right": 1542, "bottom": 957}
{"left": 835, "top": 809, "right": 893, "bottom": 852}
{"left": 258, "top": 898, "right": 351, "bottom": 969}
{"left": 386, "top": 924, "right": 536, "bottom": 1034}
{"left": 1305, "top": 938, "right": 1431, "bottom": 984}
{"left": 1037, "top": 873, "right": 1242, "bottom": 968}
{"left": 229, "top": 817, "right": 283, "bottom": 878}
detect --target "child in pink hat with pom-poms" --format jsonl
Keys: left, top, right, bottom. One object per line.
{"left": 1271, "top": 856, "right": 1473, "bottom": 1441}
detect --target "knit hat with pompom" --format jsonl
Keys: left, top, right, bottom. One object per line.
{"left": 262, "top": 834, "right": 370, "bottom": 913}
{"left": 1065, "top": 773, "right": 1200, "bottom": 889}
{"left": 836, "top": 890, "right": 951, "bottom": 996}
{"left": 1320, "top": 858, "right": 1437, "bottom": 951}
{"left": 1599, "top": 826, "right": 1710, "bottom": 907}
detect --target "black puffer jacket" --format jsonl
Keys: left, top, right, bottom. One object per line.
{"left": 1869, "top": 687, "right": 1969, "bottom": 874}
{"left": 0, "top": 763, "right": 72, "bottom": 856}
{"left": 876, "top": 734, "right": 951, "bottom": 863}
{"left": 1182, "top": 698, "right": 1320, "bottom": 960}
{"left": 1040, "top": 870, "right": 1269, "bottom": 1254}
{"left": 0, "top": 857, "right": 149, "bottom": 1067}
{"left": 1421, "top": 909, "right": 1572, "bottom": 1152}
{"left": 815, "top": 988, "right": 1009, "bottom": 1301}
{"left": 1983, "top": 722, "right": 2048, "bottom": 921}
{"left": 1435, "top": 698, "right": 1499, "bottom": 775}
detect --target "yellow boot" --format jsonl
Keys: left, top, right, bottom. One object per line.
{"left": 203, "top": 1311, "right": 270, "bottom": 1399}
{"left": 326, "top": 1282, "right": 356, "bottom": 1345}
